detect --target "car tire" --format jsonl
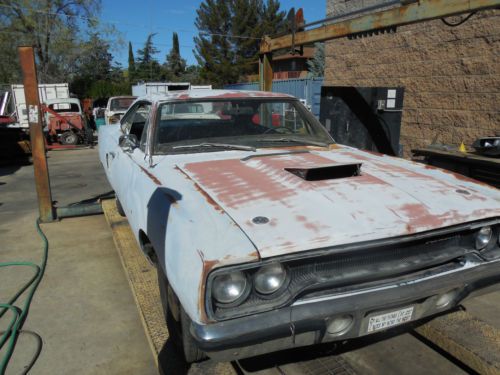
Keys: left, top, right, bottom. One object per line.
{"left": 115, "top": 198, "right": 125, "bottom": 217}
{"left": 157, "top": 266, "right": 205, "bottom": 363}
{"left": 60, "top": 131, "right": 79, "bottom": 145}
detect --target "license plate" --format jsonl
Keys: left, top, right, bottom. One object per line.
{"left": 367, "top": 306, "right": 414, "bottom": 333}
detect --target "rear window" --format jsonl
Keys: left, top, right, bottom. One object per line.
{"left": 49, "top": 103, "right": 80, "bottom": 113}
{"left": 110, "top": 98, "right": 135, "bottom": 111}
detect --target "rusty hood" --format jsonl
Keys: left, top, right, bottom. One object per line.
{"left": 178, "top": 147, "right": 500, "bottom": 258}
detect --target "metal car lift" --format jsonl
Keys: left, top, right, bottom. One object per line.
{"left": 18, "top": 47, "right": 102, "bottom": 223}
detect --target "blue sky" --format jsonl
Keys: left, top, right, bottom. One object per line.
{"left": 100, "top": 0, "right": 326, "bottom": 67}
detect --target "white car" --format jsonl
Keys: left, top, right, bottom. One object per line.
{"left": 98, "top": 90, "right": 500, "bottom": 363}
{"left": 104, "top": 96, "right": 136, "bottom": 125}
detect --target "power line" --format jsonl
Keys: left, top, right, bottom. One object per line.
{"left": 0, "top": 3, "right": 262, "bottom": 41}
{"left": 0, "top": 30, "right": 196, "bottom": 48}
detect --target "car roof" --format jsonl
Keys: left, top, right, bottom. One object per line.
{"left": 108, "top": 96, "right": 137, "bottom": 100}
{"left": 137, "top": 89, "right": 296, "bottom": 103}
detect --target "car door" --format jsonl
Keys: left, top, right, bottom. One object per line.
{"left": 108, "top": 101, "right": 152, "bottom": 211}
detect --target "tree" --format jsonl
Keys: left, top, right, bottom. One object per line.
{"left": 128, "top": 42, "right": 136, "bottom": 81}
{"left": 166, "top": 32, "right": 186, "bottom": 79}
{"left": 136, "top": 33, "right": 161, "bottom": 81}
{"left": 194, "top": 0, "right": 236, "bottom": 86}
{"left": 307, "top": 43, "right": 325, "bottom": 78}
{"left": 0, "top": 0, "right": 101, "bottom": 82}
{"left": 70, "top": 34, "right": 123, "bottom": 98}
{"left": 194, "top": 0, "right": 286, "bottom": 87}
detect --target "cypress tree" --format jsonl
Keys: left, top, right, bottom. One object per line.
{"left": 166, "top": 32, "right": 186, "bottom": 79}
{"left": 128, "top": 42, "right": 136, "bottom": 81}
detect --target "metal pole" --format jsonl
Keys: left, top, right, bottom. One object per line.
{"left": 18, "top": 46, "right": 55, "bottom": 223}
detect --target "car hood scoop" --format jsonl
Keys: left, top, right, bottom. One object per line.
{"left": 285, "top": 163, "right": 361, "bottom": 181}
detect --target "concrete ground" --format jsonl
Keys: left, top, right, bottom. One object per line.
{"left": 0, "top": 147, "right": 498, "bottom": 375}
{"left": 0, "top": 147, "right": 157, "bottom": 374}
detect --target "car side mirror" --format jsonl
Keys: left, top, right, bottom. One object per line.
{"left": 119, "top": 134, "right": 139, "bottom": 152}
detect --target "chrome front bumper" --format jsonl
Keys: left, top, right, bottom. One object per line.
{"left": 190, "top": 253, "right": 500, "bottom": 361}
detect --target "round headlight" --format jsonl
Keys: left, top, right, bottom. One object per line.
{"left": 254, "top": 263, "right": 287, "bottom": 295}
{"left": 475, "top": 226, "right": 492, "bottom": 250}
{"left": 212, "top": 271, "right": 248, "bottom": 304}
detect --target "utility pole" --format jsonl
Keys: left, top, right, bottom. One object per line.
{"left": 18, "top": 46, "right": 55, "bottom": 223}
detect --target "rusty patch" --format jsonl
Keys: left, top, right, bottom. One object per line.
{"left": 175, "top": 166, "right": 224, "bottom": 212}
{"left": 400, "top": 203, "right": 445, "bottom": 233}
{"left": 196, "top": 249, "right": 220, "bottom": 324}
{"left": 139, "top": 165, "right": 161, "bottom": 186}
{"left": 182, "top": 152, "right": 350, "bottom": 209}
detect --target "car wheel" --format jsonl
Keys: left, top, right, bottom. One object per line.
{"left": 60, "top": 131, "right": 79, "bottom": 145}
{"left": 157, "top": 266, "right": 205, "bottom": 363}
{"left": 115, "top": 198, "right": 125, "bottom": 217}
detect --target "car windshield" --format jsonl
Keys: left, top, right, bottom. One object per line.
{"left": 110, "top": 97, "right": 135, "bottom": 111}
{"left": 154, "top": 99, "right": 333, "bottom": 153}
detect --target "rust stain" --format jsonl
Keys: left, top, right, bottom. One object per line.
{"left": 193, "top": 184, "right": 224, "bottom": 213}
{"left": 176, "top": 166, "right": 224, "bottom": 213}
{"left": 400, "top": 203, "right": 445, "bottom": 233}
{"left": 295, "top": 214, "right": 328, "bottom": 233}
{"left": 197, "top": 249, "right": 220, "bottom": 324}
{"left": 184, "top": 158, "right": 297, "bottom": 208}
{"left": 139, "top": 165, "right": 161, "bottom": 186}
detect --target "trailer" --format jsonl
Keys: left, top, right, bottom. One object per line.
{"left": 8, "top": 83, "right": 70, "bottom": 128}
{"left": 131, "top": 82, "right": 212, "bottom": 97}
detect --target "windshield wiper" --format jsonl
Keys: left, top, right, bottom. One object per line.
{"left": 172, "top": 142, "right": 256, "bottom": 152}
{"left": 257, "top": 137, "right": 329, "bottom": 147}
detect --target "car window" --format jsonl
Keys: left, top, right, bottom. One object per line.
{"left": 110, "top": 97, "right": 136, "bottom": 111}
{"left": 120, "top": 102, "right": 151, "bottom": 143}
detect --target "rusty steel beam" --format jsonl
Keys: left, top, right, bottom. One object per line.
{"left": 19, "top": 46, "right": 55, "bottom": 223}
{"left": 260, "top": 0, "right": 500, "bottom": 53}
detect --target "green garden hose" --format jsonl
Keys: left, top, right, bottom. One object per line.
{"left": 0, "top": 218, "right": 48, "bottom": 375}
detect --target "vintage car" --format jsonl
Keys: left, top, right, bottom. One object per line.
{"left": 104, "top": 96, "right": 137, "bottom": 125}
{"left": 98, "top": 90, "right": 500, "bottom": 363}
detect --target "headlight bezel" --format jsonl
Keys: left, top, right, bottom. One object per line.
{"left": 253, "top": 263, "right": 289, "bottom": 297}
{"left": 475, "top": 226, "right": 493, "bottom": 250}
{"left": 211, "top": 271, "right": 251, "bottom": 307}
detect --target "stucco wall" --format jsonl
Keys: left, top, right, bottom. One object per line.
{"left": 324, "top": 1, "right": 499, "bottom": 157}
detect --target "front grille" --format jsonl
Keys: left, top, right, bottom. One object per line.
{"left": 209, "top": 224, "right": 488, "bottom": 321}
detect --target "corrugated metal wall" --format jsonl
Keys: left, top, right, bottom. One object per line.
{"left": 225, "top": 78, "right": 324, "bottom": 118}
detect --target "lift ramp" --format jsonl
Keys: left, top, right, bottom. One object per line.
{"left": 102, "top": 199, "right": 500, "bottom": 375}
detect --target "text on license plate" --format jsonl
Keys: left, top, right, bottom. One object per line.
{"left": 367, "top": 306, "right": 414, "bottom": 333}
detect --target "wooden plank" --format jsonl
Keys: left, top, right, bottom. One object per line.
{"left": 259, "top": 53, "right": 273, "bottom": 92}
{"left": 415, "top": 310, "right": 500, "bottom": 375}
{"left": 102, "top": 199, "right": 167, "bottom": 364}
{"left": 261, "top": 0, "right": 500, "bottom": 53}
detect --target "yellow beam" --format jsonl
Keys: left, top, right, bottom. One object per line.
{"left": 260, "top": 0, "right": 500, "bottom": 53}
{"left": 259, "top": 53, "right": 273, "bottom": 92}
